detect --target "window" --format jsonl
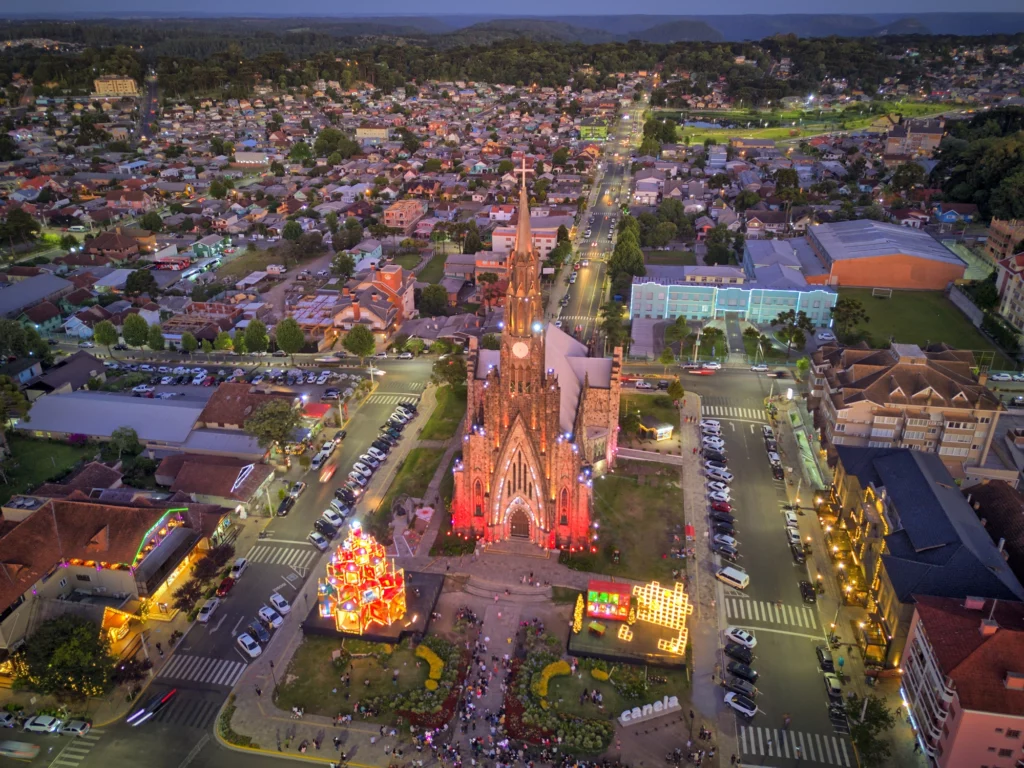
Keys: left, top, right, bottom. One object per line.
{"left": 58, "top": 578, "right": 67, "bottom": 588}
{"left": 1006, "top": 729, "right": 1021, "bottom": 738}
{"left": 75, "top": 574, "right": 92, "bottom": 582}
{"left": 999, "top": 748, "right": 1013, "bottom": 757}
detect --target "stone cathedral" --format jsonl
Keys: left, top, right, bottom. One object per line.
{"left": 451, "top": 177, "right": 623, "bottom": 550}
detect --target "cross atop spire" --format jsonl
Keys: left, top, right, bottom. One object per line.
{"left": 514, "top": 157, "right": 534, "bottom": 257}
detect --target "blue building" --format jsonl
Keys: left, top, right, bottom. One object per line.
{"left": 629, "top": 239, "right": 837, "bottom": 325}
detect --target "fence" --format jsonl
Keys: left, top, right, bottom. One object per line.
{"left": 947, "top": 284, "right": 985, "bottom": 329}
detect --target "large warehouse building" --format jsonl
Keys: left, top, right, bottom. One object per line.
{"left": 807, "top": 220, "right": 966, "bottom": 290}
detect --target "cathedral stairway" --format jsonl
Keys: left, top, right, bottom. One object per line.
{"left": 462, "top": 576, "right": 553, "bottom": 604}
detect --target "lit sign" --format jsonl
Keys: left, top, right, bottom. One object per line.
{"left": 586, "top": 580, "right": 631, "bottom": 621}
{"left": 618, "top": 695, "right": 680, "bottom": 725}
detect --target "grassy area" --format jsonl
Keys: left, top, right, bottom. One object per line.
{"left": 216, "top": 247, "right": 283, "bottom": 281}
{"left": 621, "top": 393, "right": 678, "bottom": 427}
{"left": 372, "top": 447, "right": 446, "bottom": 540}
{"left": 644, "top": 250, "right": 696, "bottom": 266}
{"left": 837, "top": 288, "right": 1013, "bottom": 368}
{"left": 273, "top": 636, "right": 427, "bottom": 718}
{"left": 420, "top": 386, "right": 467, "bottom": 441}
{"left": 547, "top": 663, "right": 689, "bottom": 720}
{"left": 563, "top": 460, "right": 683, "bottom": 582}
{"left": 0, "top": 436, "right": 97, "bottom": 504}
{"left": 391, "top": 253, "right": 422, "bottom": 270}
{"left": 418, "top": 251, "right": 448, "bottom": 284}
{"left": 743, "top": 335, "right": 789, "bottom": 363}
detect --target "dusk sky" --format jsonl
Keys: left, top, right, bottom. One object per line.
{"left": 15, "top": 0, "right": 1024, "bottom": 16}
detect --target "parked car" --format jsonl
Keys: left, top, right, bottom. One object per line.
{"left": 726, "top": 661, "right": 759, "bottom": 684}
{"left": 725, "top": 627, "right": 757, "bottom": 649}
{"left": 216, "top": 577, "right": 235, "bottom": 597}
{"left": 816, "top": 645, "right": 835, "bottom": 672}
{"left": 710, "top": 501, "right": 733, "bottom": 514}
{"left": 823, "top": 673, "right": 843, "bottom": 699}
{"left": 707, "top": 468, "right": 734, "bottom": 483}
{"left": 791, "top": 543, "right": 807, "bottom": 564}
{"left": 762, "top": 425, "right": 775, "bottom": 439}
{"left": 309, "top": 531, "right": 330, "bottom": 551}
{"left": 713, "top": 534, "right": 738, "bottom": 549}
{"left": 237, "top": 633, "right": 262, "bottom": 659}
{"left": 348, "top": 471, "right": 369, "bottom": 488}
{"left": 703, "top": 450, "right": 728, "bottom": 465}
{"left": 197, "top": 598, "right": 220, "bottom": 623}
{"left": 269, "top": 593, "right": 291, "bottom": 615}
{"left": 248, "top": 619, "right": 271, "bottom": 644}
{"left": 60, "top": 720, "right": 91, "bottom": 737}
{"left": 991, "top": 373, "right": 1013, "bottom": 381}
{"left": 229, "top": 558, "right": 248, "bottom": 580}
{"left": 258, "top": 605, "right": 283, "bottom": 629}
{"left": 724, "top": 692, "right": 757, "bottom": 718}
{"left": 724, "top": 642, "right": 754, "bottom": 665}
{"left": 322, "top": 508, "right": 345, "bottom": 529}
{"left": 707, "top": 480, "right": 730, "bottom": 494}
{"left": 799, "top": 580, "right": 817, "bottom": 603}
{"left": 289, "top": 481, "right": 307, "bottom": 498}
{"left": 772, "top": 465, "right": 785, "bottom": 481}
{"left": 276, "top": 496, "right": 295, "bottom": 517}
{"left": 702, "top": 437, "right": 725, "bottom": 451}
{"left": 23, "top": 716, "right": 62, "bottom": 734}
{"left": 703, "top": 362, "right": 722, "bottom": 370}
{"left": 708, "top": 491, "right": 732, "bottom": 504}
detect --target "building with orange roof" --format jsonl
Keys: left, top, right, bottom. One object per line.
{"left": 902, "top": 595, "right": 1024, "bottom": 766}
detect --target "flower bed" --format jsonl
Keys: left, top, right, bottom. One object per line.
{"left": 531, "top": 660, "right": 570, "bottom": 698}
{"left": 397, "top": 636, "right": 467, "bottom": 729}
{"left": 505, "top": 647, "right": 614, "bottom": 753}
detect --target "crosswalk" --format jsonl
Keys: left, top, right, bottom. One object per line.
{"left": 739, "top": 725, "right": 852, "bottom": 766}
{"left": 366, "top": 393, "right": 418, "bottom": 405}
{"left": 49, "top": 729, "right": 104, "bottom": 768}
{"left": 702, "top": 405, "right": 766, "bottom": 421}
{"left": 145, "top": 694, "right": 222, "bottom": 729}
{"left": 246, "top": 543, "right": 319, "bottom": 571}
{"left": 555, "top": 314, "right": 593, "bottom": 322}
{"left": 157, "top": 653, "right": 247, "bottom": 688}
{"left": 725, "top": 597, "right": 818, "bottom": 630}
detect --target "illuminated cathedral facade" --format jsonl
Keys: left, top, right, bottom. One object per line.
{"left": 451, "top": 175, "right": 623, "bottom": 550}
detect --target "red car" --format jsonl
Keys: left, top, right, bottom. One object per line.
{"left": 710, "top": 501, "right": 733, "bottom": 514}
{"left": 687, "top": 368, "right": 716, "bottom": 376}
{"left": 216, "top": 576, "right": 235, "bottom": 597}
{"left": 319, "top": 464, "right": 337, "bottom": 483}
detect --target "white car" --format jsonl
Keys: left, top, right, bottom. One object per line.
{"left": 173, "top": 366, "right": 187, "bottom": 375}
{"left": 229, "top": 557, "right": 248, "bottom": 580}
{"left": 991, "top": 373, "right": 1012, "bottom": 381}
{"left": 784, "top": 510, "right": 799, "bottom": 528}
{"left": 258, "top": 605, "right": 283, "bottom": 629}
{"left": 252, "top": 374, "right": 264, "bottom": 385}
{"left": 197, "top": 598, "right": 220, "bottom": 623}
{"left": 309, "top": 531, "right": 329, "bottom": 551}
{"left": 157, "top": 366, "right": 170, "bottom": 374}
{"left": 768, "top": 451, "right": 781, "bottom": 465}
{"left": 397, "top": 352, "right": 414, "bottom": 359}
{"left": 322, "top": 508, "right": 345, "bottom": 528}
{"left": 132, "top": 384, "right": 155, "bottom": 394}
{"left": 1013, "top": 373, "right": 1024, "bottom": 383}
{"left": 161, "top": 376, "right": 174, "bottom": 385}
{"left": 707, "top": 480, "right": 730, "bottom": 494}
{"left": 269, "top": 592, "right": 291, "bottom": 615}
{"left": 237, "top": 632, "right": 262, "bottom": 659}
{"left": 192, "top": 374, "right": 206, "bottom": 386}
{"left": 713, "top": 534, "right": 738, "bottom": 549}
{"left": 785, "top": 527, "right": 802, "bottom": 546}
{"left": 703, "top": 362, "right": 722, "bottom": 370}
{"left": 724, "top": 692, "right": 758, "bottom": 718}
{"left": 191, "top": 367, "right": 205, "bottom": 375}
{"left": 701, "top": 423, "right": 721, "bottom": 436}
{"left": 634, "top": 380, "right": 653, "bottom": 389}
{"left": 23, "top": 715, "right": 63, "bottom": 733}
{"left": 707, "top": 468, "right": 734, "bottom": 483}
{"left": 316, "top": 373, "right": 330, "bottom": 385}
{"left": 725, "top": 627, "right": 757, "bottom": 649}
{"left": 352, "top": 462, "right": 373, "bottom": 478}
{"left": 359, "top": 453, "right": 380, "bottom": 469}
{"left": 702, "top": 437, "right": 725, "bottom": 451}
{"left": 348, "top": 471, "right": 368, "bottom": 487}
{"left": 708, "top": 491, "right": 732, "bottom": 504}
{"left": 750, "top": 364, "right": 769, "bottom": 372}
{"left": 700, "top": 420, "right": 721, "bottom": 430}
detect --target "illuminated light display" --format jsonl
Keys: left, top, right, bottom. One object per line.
{"left": 317, "top": 522, "right": 406, "bottom": 634}
{"left": 631, "top": 581, "right": 694, "bottom": 657}
{"left": 586, "top": 580, "right": 632, "bottom": 621}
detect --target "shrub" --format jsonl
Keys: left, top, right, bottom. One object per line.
{"left": 424, "top": 679, "right": 438, "bottom": 691}
{"left": 531, "top": 659, "right": 570, "bottom": 698}
{"left": 590, "top": 668, "right": 610, "bottom": 681}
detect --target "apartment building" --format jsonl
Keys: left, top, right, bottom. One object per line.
{"left": 884, "top": 118, "right": 945, "bottom": 157}
{"left": 813, "top": 342, "right": 1003, "bottom": 470}
{"left": 995, "top": 251, "right": 1024, "bottom": 336}
{"left": 382, "top": 200, "right": 427, "bottom": 235}
{"left": 902, "top": 595, "right": 1024, "bottom": 768}
{"left": 92, "top": 75, "right": 139, "bottom": 98}
{"left": 986, "top": 218, "right": 1024, "bottom": 263}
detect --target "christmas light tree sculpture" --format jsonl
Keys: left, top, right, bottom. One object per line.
{"left": 317, "top": 521, "right": 406, "bottom": 634}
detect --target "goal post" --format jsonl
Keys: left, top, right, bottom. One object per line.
{"left": 871, "top": 287, "right": 893, "bottom": 299}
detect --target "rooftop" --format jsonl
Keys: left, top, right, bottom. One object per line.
{"left": 809, "top": 220, "right": 965, "bottom": 267}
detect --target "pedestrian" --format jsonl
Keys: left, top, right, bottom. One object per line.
{"left": 334, "top": 737, "right": 342, "bottom": 749}
{"left": 731, "top": 756, "right": 737, "bottom": 765}
{"left": 255, "top": 685, "right": 262, "bottom": 697}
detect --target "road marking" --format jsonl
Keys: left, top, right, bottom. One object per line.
{"left": 231, "top": 615, "right": 244, "bottom": 636}
{"left": 209, "top": 614, "right": 226, "bottom": 634}
{"left": 177, "top": 734, "right": 210, "bottom": 768}
{"left": 252, "top": 538, "right": 311, "bottom": 546}
{"left": 725, "top": 624, "right": 821, "bottom": 641}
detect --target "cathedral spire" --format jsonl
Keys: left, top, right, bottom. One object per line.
{"left": 514, "top": 157, "right": 532, "bottom": 257}
{"left": 504, "top": 158, "right": 541, "bottom": 338}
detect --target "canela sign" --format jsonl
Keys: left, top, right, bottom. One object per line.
{"left": 618, "top": 695, "right": 680, "bottom": 725}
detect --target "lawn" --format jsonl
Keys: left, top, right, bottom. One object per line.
{"left": 273, "top": 636, "right": 427, "bottom": 719}
{"left": 215, "top": 247, "right": 282, "bottom": 281}
{"left": 837, "top": 288, "right": 1013, "bottom": 368}
{"left": 0, "top": 436, "right": 97, "bottom": 504}
{"left": 547, "top": 660, "right": 689, "bottom": 721}
{"left": 743, "top": 335, "right": 790, "bottom": 363}
{"left": 420, "top": 386, "right": 467, "bottom": 441}
{"left": 417, "top": 251, "right": 448, "bottom": 284}
{"left": 392, "top": 253, "right": 422, "bottom": 271}
{"left": 371, "top": 447, "right": 446, "bottom": 540}
{"left": 621, "top": 393, "right": 678, "bottom": 428}
{"left": 644, "top": 250, "right": 696, "bottom": 267}
{"left": 566, "top": 460, "right": 683, "bottom": 582}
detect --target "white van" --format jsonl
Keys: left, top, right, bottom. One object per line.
{"left": 716, "top": 566, "right": 750, "bottom": 590}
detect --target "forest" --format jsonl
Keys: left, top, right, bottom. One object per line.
{"left": 1, "top": 20, "right": 1022, "bottom": 104}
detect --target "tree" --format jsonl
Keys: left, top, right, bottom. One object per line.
{"left": 845, "top": 694, "right": 897, "bottom": 768}
{"left": 431, "top": 353, "right": 468, "bottom": 393}
{"left": 480, "top": 333, "right": 501, "bottom": 350}
{"left": 282, "top": 220, "right": 303, "bottom": 242}
{"left": 181, "top": 332, "right": 198, "bottom": 355}
{"left": 775, "top": 309, "right": 815, "bottom": 357}
{"left": 60, "top": 233, "right": 80, "bottom": 251}
{"left": 556, "top": 224, "right": 570, "bottom": 243}
{"left": 172, "top": 578, "right": 204, "bottom": 613}
{"left": 391, "top": 333, "right": 410, "bottom": 353}
{"left": 406, "top": 338, "right": 425, "bottom": 356}
{"left": 147, "top": 324, "right": 165, "bottom": 352}
{"left": 214, "top": 331, "right": 233, "bottom": 352}
{"left": 734, "top": 190, "right": 761, "bottom": 211}
{"left": 122, "top": 313, "right": 149, "bottom": 349}
{"left": 233, "top": 331, "right": 247, "bottom": 355}
{"left": 93, "top": 319, "right": 119, "bottom": 354}
{"left": 110, "top": 425, "right": 143, "bottom": 459}
{"left": 288, "top": 141, "right": 312, "bottom": 162}
{"left": 342, "top": 324, "right": 376, "bottom": 363}
{"left": 706, "top": 243, "right": 733, "bottom": 266}
{"left": 331, "top": 252, "right": 357, "bottom": 279}
{"left": 774, "top": 168, "right": 799, "bottom": 190}
{"left": 0, "top": 375, "right": 29, "bottom": 459}
{"left": 666, "top": 378, "right": 685, "bottom": 404}
{"left": 830, "top": 297, "right": 870, "bottom": 339}
{"left": 620, "top": 409, "right": 641, "bottom": 436}
{"left": 208, "top": 179, "right": 227, "bottom": 200}
{"left": 658, "top": 346, "right": 675, "bottom": 373}
{"left": 244, "top": 399, "right": 300, "bottom": 450}
{"left": 244, "top": 318, "right": 269, "bottom": 355}
{"left": 139, "top": 211, "right": 164, "bottom": 232}
{"left": 124, "top": 269, "right": 158, "bottom": 297}
{"left": 0, "top": 208, "right": 40, "bottom": 244}
{"left": 419, "top": 284, "right": 449, "bottom": 317}
{"left": 599, "top": 301, "right": 628, "bottom": 352}
{"left": 201, "top": 339, "right": 213, "bottom": 355}
{"left": 890, "top": 162, "right": 926, "bottom": 193}
{"left": 13, "top": 615, "right": 114, "bottom": 697}
{"left": 274, "top": 317, "right": 305, "bottom": 362}
{"left": 795, "top": 357, "right": 811, "bottom": 381}
{"left": 463, "top": 226, "right": 483, "bottom": 255}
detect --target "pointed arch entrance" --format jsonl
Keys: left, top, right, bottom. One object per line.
{"left": 508, "top": 506, "right": 531, "bottom": 538}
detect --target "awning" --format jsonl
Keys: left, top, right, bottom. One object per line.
{"left": 685, "top": 524, "right": 696, "bottom": 540}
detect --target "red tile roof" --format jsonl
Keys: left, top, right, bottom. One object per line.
{"left": 913, "top": 594, "right": 1024, "bottom": 716}
{"left": 197, "top": 382, "right": 295, "bottom": 429}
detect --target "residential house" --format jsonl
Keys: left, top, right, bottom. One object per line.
{"left": 986, "top": 219, "right": 1024, "bottom": 263}
{"left": 0, "top": 274, "right": 74, "bottom": 320}
{"left": 104, "top": 190, "right": 157, "bottom": 212}
{"left": 85, "top": 230, "right": 140, "bottom": 263}
{"left": 383, "top": 199, "right": 428, "bottom": 235}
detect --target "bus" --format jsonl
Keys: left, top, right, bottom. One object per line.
{"left": 155, "top": 254, "right": 192, "bottom": 271}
